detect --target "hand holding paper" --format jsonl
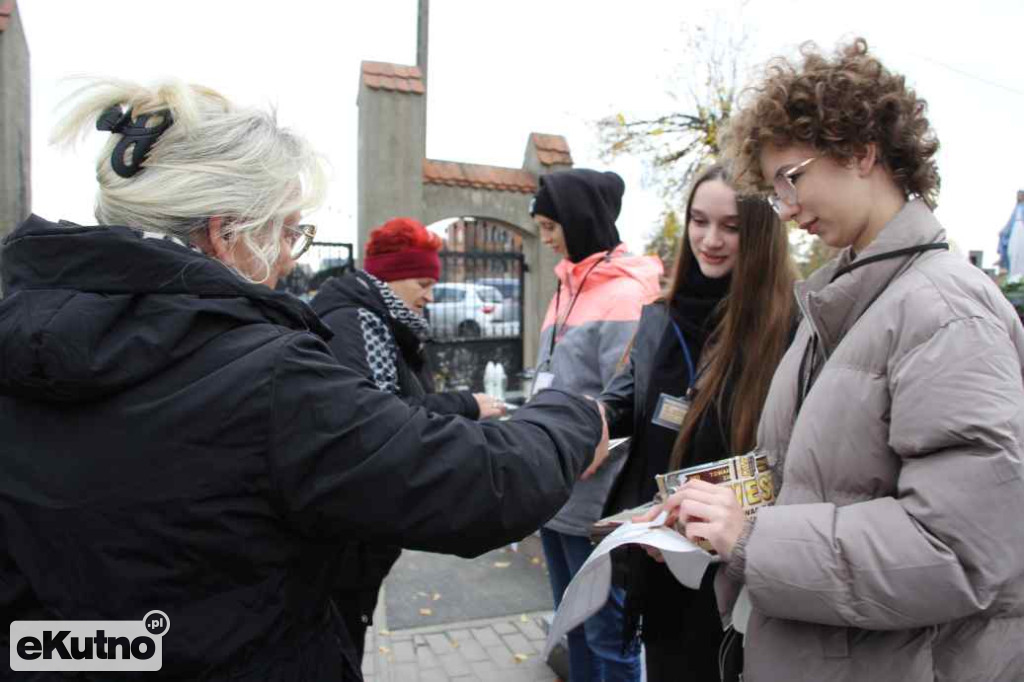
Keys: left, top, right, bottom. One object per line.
{"left": 547, "top": 453, "right": 774, "bottom": 659}
{"left": 661, "top": 479, "right": 746, "bottom": 560}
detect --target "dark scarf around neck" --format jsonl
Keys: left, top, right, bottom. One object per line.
{"left": 669, "top": 263, "right": 731, "bottom": 342}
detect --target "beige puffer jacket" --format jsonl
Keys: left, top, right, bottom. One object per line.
{"left": 728, "top": 200, "right": 1024, "bottom": 682}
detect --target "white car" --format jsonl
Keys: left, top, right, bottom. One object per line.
{"left": 426, "top": 283, "right": 506, "bottom": 338}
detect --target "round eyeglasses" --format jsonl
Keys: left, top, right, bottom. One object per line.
{"left": 768, "top": 157, "right": 817, "bottom": 216}
{"left": 286, "top": 224, "right": 316, "bottom": 260}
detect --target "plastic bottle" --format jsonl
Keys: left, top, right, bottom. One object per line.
{"left": 484, "top": 362, "right": 496, "bottom": 398}
{"left": 496, "top": 363, "right": 507, "bottom": 402}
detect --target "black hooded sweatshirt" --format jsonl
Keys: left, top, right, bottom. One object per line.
{"left": 0, "top": 215, "right": 602, "bottom": 681}
{"left": 534, "top": 169, "right": 624, "bottom": 263}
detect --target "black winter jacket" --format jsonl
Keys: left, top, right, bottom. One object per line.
{"left": 599, "top": 300, "right": 726, "bottom": 674}
{"left": 311, "top": 271, "right": 479, "bottom": 419}
{"left": 0, "top": 216, "right": 602, "bottom": 680}
{"left": 309, "top": 271, "right": 479, "bottom": 624}
{"left": 602, "top": 303, "right": 684, "bottom": 514}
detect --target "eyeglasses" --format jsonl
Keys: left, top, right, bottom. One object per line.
{"left": 768, "top": 157, "right": 817, "bottom": 216}
{"left": 285, "top": 224, "right": 316, "bottom": 259}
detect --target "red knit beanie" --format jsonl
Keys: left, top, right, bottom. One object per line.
{"left": 363, "top": 217, "right": 442, "bottom": 282}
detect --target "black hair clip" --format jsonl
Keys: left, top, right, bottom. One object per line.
{"left": 95, "top": 104, "right": 175, "bottom": 179}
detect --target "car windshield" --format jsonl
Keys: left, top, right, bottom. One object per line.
{"left": 479, "top": 280, "right": 516, "bottom": 297}
{"left": 476, "top": 287, "right": 503, "bottom": 303}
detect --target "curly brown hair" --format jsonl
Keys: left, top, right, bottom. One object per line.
{"left": 723, "top": 38, "right": 940, "bottom": 206}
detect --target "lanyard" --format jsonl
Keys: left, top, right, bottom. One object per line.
{"left": 829, "top": 242, "right": 949, "bottom": 283}
{"left": 796, "top": 241, "right": 950, "bottom": 414}
{"left": 668, "top": 319, "right": 696, "bottom": 389}
{"left": 546, "top": 251, "right": 612, "bottom": 359}
{"left": 794, "top": 333, "right": 818, "bottom": 418}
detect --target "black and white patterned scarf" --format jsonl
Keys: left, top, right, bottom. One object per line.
{"left": 363, "top": 272, "right": 431, "bottom": 341}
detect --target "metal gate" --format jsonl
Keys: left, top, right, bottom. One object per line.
{"left": 276, "top": 241, "right": 354, "bottom": 301}
{"left": 424, "top": 219, "right": 525, "bottom": 396}
{"left": 276, "top": 230, "right": 525, "bottom": 398}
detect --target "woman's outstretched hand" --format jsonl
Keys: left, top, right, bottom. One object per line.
{"left": 473, "top": 393, "right": 507, "bottom": 419}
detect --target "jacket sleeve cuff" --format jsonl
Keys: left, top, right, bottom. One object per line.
{"left": 724, "top": 517, "right": 756, "bottom": 584}
{"left": 458, "top": 390, "right": 481, "bottom": 419}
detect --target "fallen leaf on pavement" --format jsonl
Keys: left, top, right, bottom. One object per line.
{"left": 378, "top": 629, "right": 391, "bottom": 636}
{"left": 530, "top": 557, "right": 541, "bottom": 565}
{"left": 419, "top": 608, "right": 433, "bottom": 616}
{"left": 520, "top": 614, "right": 529, "bottom": 622}
{"left": 513, "top": 653, "right": 529, "bottom": 663}
{"left": 493, "top": 561, "right": 511, "bottom": 568}
{"left": 378, "top": 646, "right": 390, "bottom": 654}
{"left": 432, "top": 592, "right": 441, "bottom": 601}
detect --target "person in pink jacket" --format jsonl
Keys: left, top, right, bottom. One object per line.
{"left": 650, "top": 38, "right": 1024, "bottom": 682}
{"left": 530, "top": 168, "right": 662, "bottom": 682}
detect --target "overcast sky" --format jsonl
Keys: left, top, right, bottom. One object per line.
{"left": 18, "top": 0, "right": 1024, "bottom": 268}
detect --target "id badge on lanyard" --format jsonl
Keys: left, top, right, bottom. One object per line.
{"left": 531, "top": 370, "right": 556, "bottom": 397}
{"left": 651, "top": 393, "right": 690, "bottom": 431}
{"left": 651, "top": 318, "right": 697, "bottom": 431}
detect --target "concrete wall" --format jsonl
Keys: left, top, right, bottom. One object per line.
{"left": 421, "top": 185, "right": 535, "bottom": 237}
{"left": 0, "top": 2, "right": 30, "bottom": 240}
{"left": 356, "top": 83, "right": 426, "bottom": 263}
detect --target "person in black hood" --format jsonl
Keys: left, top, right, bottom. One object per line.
{"left": 529, "top": 168, "right": 664, "bottom": 682}
{"left": 531, "top": 168, "right": 625, "bottom": 263}
{"left": 310, "top": 217, "right": 504, "bottom": 663}
{"left": 0, "top": 78, "right": 611, "bottom": 681}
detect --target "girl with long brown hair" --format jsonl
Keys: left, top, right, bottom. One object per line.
{"left": 601, "top": 164, "right": 795, "bottom": 680}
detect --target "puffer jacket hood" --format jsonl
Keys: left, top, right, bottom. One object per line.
{"left": 0, "top": 215, "right": 329, "bottom": 403}
{"left": 537, "top": 169, "right": 625, "bottom": 263}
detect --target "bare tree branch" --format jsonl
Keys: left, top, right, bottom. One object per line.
{"left": 596, "top": 20, "right": 749, "bottom": 213}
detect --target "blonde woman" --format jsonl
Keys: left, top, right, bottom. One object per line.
{"left": 0, "top": 80, "right": 608, "bottom": 680}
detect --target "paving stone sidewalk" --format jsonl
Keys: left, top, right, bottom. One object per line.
{"left": 362, "top": 584, "right": 559, "bottom": 682}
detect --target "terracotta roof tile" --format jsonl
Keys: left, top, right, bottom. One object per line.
{"left": 393, "top": 64, "right": 422, "bottom": 79}
{"left": 363, "top": 61, "right": 395, "bottom": 77}
{"left": 361, "top": 61, "right": 425, "bottom": 95}
{"left": 0, "top": 1, "right": 14, "bottom": 33}
{"left": 423, "top": 159, "right": 537, "bottom": 194}
{"left": 532, "top": 133, "right": 570, "bottom": 153}
{"left": 530, "top": 133, "right": 573, "bottom": 166}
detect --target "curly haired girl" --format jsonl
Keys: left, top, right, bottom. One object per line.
{"left": 654, "top": 38, "right": 1024, "bottom": 682}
